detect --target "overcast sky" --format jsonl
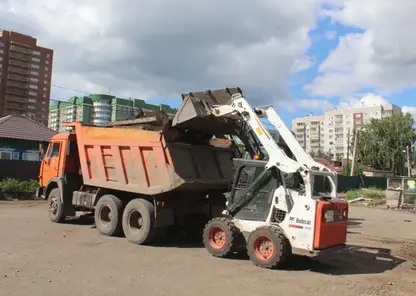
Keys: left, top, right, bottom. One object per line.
{"left": 1, "top": 0, "right": 416, "bottom": 124}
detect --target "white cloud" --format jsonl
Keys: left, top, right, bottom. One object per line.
{"left": 307, "top": 0, "right": 416, "bottom": 98}
{"left": 0, "top": 0, "right": 322, "bottom": 105}
{"left": 338, "top": 93, "right": 389, "bottom": 109}
{"left": 291, "top": 55, "right": 315, "bottom": 73}
{"left": 279, "top": 98, "right": 333, "bottom": 113}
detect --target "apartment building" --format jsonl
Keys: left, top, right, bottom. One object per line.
{"left": 0, "top": 30, "right": 53, "bottom": 126}
{"left": 292, "top": 104, "right": 402, "bottom": 159}
{"left": 48, "top": 94, "right": 178, "bottom": 132}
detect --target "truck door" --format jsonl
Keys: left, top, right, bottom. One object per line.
{"left": 42, "top": 142, "right": 62, "bottom": 183}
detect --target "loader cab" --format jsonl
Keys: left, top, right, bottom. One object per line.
{"left": 227, "top": 158, "right": 337, "bottom": 222}
{"left": 227, "top": 159, "right": 300, "bottom": 221}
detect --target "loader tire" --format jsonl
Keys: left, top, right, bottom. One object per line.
{"left": 202, "top": 217, "right": 243, "bottom": 258}
{"left": 95, "top": 194, "right": 123, "bottom": 237}
{"left": 247, "top": 226, "right": 291, "bottom": 269}
{"left": 48, "top": 188, "right": 65, "bottom": 223}
{"left": 122, "top": 198, "right": 156, "bottom": 245}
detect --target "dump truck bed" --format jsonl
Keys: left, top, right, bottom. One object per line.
{"left": 70, "top": 122, "right": 234, "bottom": 195}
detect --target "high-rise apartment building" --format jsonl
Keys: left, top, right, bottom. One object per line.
{"left": 0, "top": 30, "right": 53, "bottom": 126}
{"left": 292, "top": 104, "right": 402, "bottom": 159}
{"left": 48, "top": 94, "right": 178, "bottom": 132}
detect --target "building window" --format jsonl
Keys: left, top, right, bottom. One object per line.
{"left": 44, "top": 74, "right": 49, "bottom": 78}
{"left": 28, "top": 105, "right": 36, "bottom": 110}
{"left": 0, "top": 150, "right": 12, "bottom": 160}
{"left": 45, "top": 60, "right": 50, "bottom": 65}
{"left": 45, "top": 67, "right": 49, "bottom": 71}
{"left": 29, "top": 85, "right": 38, "bottom": 90}
{"left": 30, "top": 70, "right": 39, "bottom": 76}
{"left": 42, "top": 100, "right": 46, "bottom": 104}
{"left": 44, "top": 80, "right": 48, "bottom": 85}
{"left": 29, "top": 91, "right": 37, "bottom": 96}
{"left": 0, "top": 42, "right": 4, "bottom": 47}
{"left": 31, "top": 57, "right": 40, "bottom": 63}
{"left": 12, "top": 152, "right": 20, "bottom": 160}
{"left": 22, "top": 152, "right": 40, "bottom": 161}
{"left": 28, "top": 98, "right": 37, "bottom": 103}
{"left": 30, "top": 77, "right": 39, "bottom": 83}
{"left": 32, "top": 50, "right": 40, "bottom": 56}
{"left": 31, "top": 64, "right": 40, "bottom": 69}
{"left": 0, "top": 56, "right": 3, "bottom": 61}
{"left": 0, "top": 49, "right": 3, "bottom": 54}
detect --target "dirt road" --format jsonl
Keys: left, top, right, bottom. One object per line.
{"left": 0, "top": 201, "right": 415, "bottom": 296}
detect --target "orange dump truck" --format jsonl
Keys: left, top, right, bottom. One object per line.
{"left": 37, "top": 122, "right": 235, "bottom": 245}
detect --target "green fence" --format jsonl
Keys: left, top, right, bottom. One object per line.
{"left": 337, "top": 175, "right": 387, "bottom": 193}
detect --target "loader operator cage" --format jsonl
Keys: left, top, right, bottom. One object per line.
{"left": 228, "top": 159, "right": 335, "bottom": 222}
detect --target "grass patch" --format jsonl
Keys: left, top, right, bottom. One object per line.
{"left": 346, "top": 187, "right": 385, "bottom": 201}
{"left": 0, "top": 178, "right": 40, "bottom": 200}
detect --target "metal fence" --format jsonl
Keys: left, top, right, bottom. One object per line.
{"left": 386, "top": 177, "right": 416, "bottom": 209}
{"left": 337, "top": 175, "right": 387, "bottom": 193}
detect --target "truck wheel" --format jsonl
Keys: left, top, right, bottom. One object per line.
{"left": 94, "top": 194, "right": 123, "bottom": 236}
{"left": 202, "top": 217, "right": 242, "bottom": 258}
{"left": 247, "top": 226, "right": 291, "bottom": 269}
{"left": 122, "top": 198, "right": 156, "bottom": 245}
{"left": 48, "top": 188, "right": 65, "bottom": 223}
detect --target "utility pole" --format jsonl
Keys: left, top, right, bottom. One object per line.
{"left": 346, "top": 129, "right": 350, "bottom": 170}
{"left": 407, "top": 145, "right": 411, "bottom": 177}
{"left": 350, "top": 129, "right": 359, "bottom": 176}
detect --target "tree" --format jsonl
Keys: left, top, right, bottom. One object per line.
{"left": 357, "top": 113, "right": 416, "bottom": 175}
{"left": 310, "top": 149, "right": 334, "bottom": 162}
{"left": 340, "top": 164, "right": 364, "bottom": 176}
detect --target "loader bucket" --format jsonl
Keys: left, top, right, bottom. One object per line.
{"left": 171, "top": 88, "right": 242, "bottom": 134}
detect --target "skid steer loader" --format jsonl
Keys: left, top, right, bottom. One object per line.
{"left": 172, "top": 88, "right": 348, "bottom": 269}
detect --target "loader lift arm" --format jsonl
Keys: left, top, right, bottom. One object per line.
{"left": 209, "top": 93, "right": 332, "bottom": 173}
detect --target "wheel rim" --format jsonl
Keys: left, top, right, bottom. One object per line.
{"left": 253, "top": 236, "right": 275, "bottom": 261}
{"left": 100, "top": 205, "right": 112, "bottom": 226}
{"left": 208, "top": 226, "right": 227, "bottom": 249}
{"left": 128, "top": 210, "right": 144, "bottom": 233}
{"left": 49, "top": 196, "right": 58, "bottom": 216}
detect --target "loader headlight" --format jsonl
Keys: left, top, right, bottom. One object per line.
{"left": 253, "top": 154, "right": 261, "bottom": 160}
{"left": 324, "top": 209, "right": 334, "bottom": 223}
{"left": 342, "top": 209, "right": 348, "bottom": 219}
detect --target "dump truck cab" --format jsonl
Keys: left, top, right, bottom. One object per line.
{"left": 37, "top": 132, "right": 81, "bottom": 217}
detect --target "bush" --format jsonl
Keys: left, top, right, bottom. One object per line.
{"left": 0, "top": 178, "right": 39, "bottom": 200}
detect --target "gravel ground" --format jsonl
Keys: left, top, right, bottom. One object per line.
{"left": 0, "top": 201, "right": 415, "bottom": 296}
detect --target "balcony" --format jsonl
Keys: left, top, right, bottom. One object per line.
{"left": 5, "top": 103, "right": 26, "bottom": 111}
{"left": 7, "top": 80, "right": 29, "bottom": 89}
{"left": 9, "top": 59, "right": 30, "bottom": 69}
{"left": 335, "top": 139, "right": 344, "bottom": 146}
{"left": 8, "top": 66, "right": 30, "bottom": 75}
{"left": 9, "top": 52, "right": 31, "bottom": 61}
{"left": 10, "top": 45, "right": 32, "bottom": 55}
{"left": 6, "top": 87, "right": 29, "bottom": 96}
{"left": 5, "top": 95, "right": 27, "bottom": 104}
{"left": 8, "top": 74, "right": 29, "bottom": 82}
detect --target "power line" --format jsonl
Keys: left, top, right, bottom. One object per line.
{"left": 51, "top": 84, "right": 91, "bottom": 94}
